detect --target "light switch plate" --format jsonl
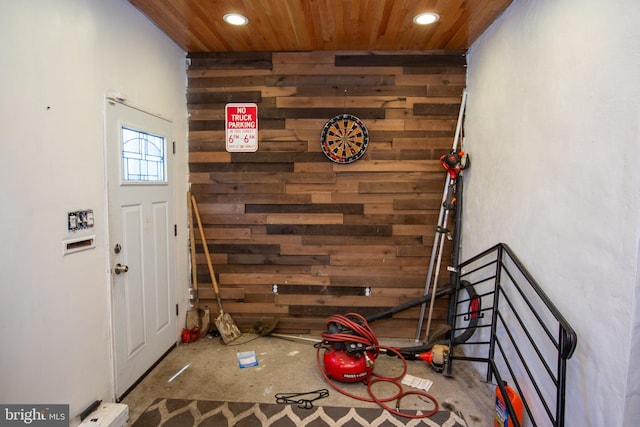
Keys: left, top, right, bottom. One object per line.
{"left": 68, "top": 209, "right": 94, "bottom": 231}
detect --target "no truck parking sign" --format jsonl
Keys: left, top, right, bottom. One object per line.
{"left": 225, "top": 103, "right": 258, "bottom": 152}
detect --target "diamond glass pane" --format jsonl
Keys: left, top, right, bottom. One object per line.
{"left": 121, "top": 126, "right": 166, "bottom": 182}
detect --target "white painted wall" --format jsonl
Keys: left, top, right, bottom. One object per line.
{"left": 0, "top": 0, "right": 188, "bottom": 424}
{"left": 464, "top": 0, "right": 640, "bottom": 425}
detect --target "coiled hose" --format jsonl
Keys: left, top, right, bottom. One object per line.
{"left": 316, "top": 312, "right": 439, "bottom": 419}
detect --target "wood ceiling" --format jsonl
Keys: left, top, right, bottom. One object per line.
{"left": 130, "top": 0, "right": 513, "bottom": 52}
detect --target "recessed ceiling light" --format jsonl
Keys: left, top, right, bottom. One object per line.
{"left": 223, "top": 13, "right": 249, "bottom": 26}
{"left": 413, "top": 12, "right": 440, "bottom": 25}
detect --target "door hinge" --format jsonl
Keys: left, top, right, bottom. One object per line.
{"left": 176, "top": 304, "right": 179, "bottom": 316}
{"left": 174, "top": 224, "right": 177, "bottom": 236}
{"left": 172, "top": 141, "right": 176, "bottom": 154}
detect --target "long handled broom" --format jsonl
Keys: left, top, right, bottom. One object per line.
{"left": 190, "top": 194, "right": 241, "bottom": 344}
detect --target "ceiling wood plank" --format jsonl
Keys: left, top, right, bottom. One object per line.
{"left": 130, "top": 0, "right": 514, "bottom": 52}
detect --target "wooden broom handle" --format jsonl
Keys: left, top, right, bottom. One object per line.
{"left": 187, "top": 192, "right": 198, "bottom": 292}
{"left": 190, "top": 194, "right": 221, "bottom": 295}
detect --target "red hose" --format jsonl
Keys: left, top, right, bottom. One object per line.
{"left": 317, "top": 313, "right": 439, "bottom": 419}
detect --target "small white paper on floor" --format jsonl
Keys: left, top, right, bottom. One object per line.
{"left": 401, "top": 374, "right": 433, "bottom": 392}
{"left": 237, "top": 350, "right": 259, "bottom": 368}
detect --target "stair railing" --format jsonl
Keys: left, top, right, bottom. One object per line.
{"left": 447, "top": 243, "right": 577, "bottom": 427}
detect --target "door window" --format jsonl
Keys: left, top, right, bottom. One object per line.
{"left": 121, "top": 126, "right": 166, "bottom": 183}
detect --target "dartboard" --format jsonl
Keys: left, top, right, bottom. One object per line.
{"left": 320, "top": 114, "right": 369, "bottom": 164}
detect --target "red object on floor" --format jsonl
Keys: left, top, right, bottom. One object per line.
{"left": 323, "top": 347, "right": 374, "bottom": 383}
{"left": 495, "top": 383, "right": 524, "bottom": 427}
{"left": 418, "top": 350, "right": 433, "bottom": 364}
{"left": 181, "top": 326, "right": 201, "bottom": 343}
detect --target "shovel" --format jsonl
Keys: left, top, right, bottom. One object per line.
{"left": 190, "top": 194, "right": 241, "bottom": 344}
{"left": 186, "top": 192, "right": 210, "bottom": 333}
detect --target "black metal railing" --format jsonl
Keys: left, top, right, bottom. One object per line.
{"left": 447, "top": 243, "right": 577, "bottom": 427}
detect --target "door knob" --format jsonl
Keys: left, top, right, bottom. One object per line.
{"left": 114, "top": 263, "right": 129, "bottom": 274}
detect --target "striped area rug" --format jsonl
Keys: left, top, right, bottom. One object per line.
{"left": 131, "top": 398, "right": 468, "bottom": 426}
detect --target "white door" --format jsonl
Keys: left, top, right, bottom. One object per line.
{"left": 106, "top": 100, "right": 177, "bottom": 399}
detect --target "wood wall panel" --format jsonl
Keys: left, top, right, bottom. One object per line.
{"left": 188, "top": 51, "right": 465, "bottom": 339}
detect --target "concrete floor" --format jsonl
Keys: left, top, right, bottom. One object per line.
{"left": 122, "top": 333, "right": 495, "bottom": 426}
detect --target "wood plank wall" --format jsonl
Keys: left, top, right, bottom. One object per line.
{"left": 187, "top": 50, "right": 466, "bottom": 339}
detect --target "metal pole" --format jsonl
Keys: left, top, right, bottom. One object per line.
{"left": 423, "top": 206, "right": 451, "bottom": 342}
{"left": 414, "top": 90, "right": 467, "bottom": 342}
